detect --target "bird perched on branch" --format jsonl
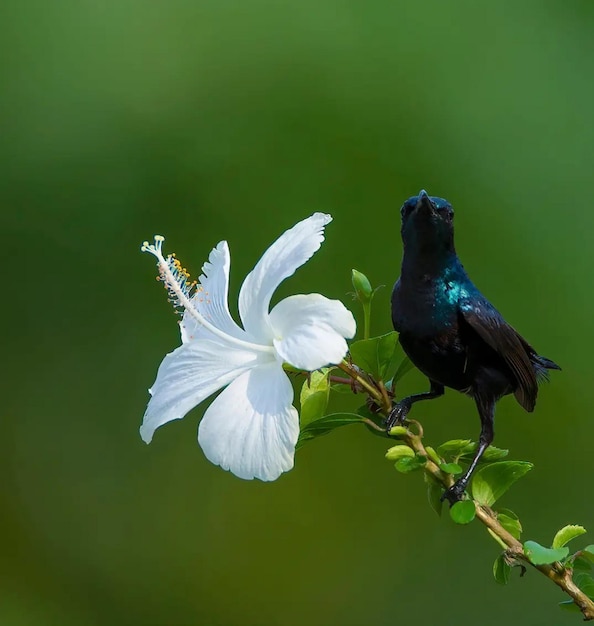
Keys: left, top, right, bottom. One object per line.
{"left": 389, "top": 190, "right": 560, "bottom": 503}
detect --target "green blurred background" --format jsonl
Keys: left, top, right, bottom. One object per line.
{"left": 2, "top": 1, "right": 593, "bottom": 624}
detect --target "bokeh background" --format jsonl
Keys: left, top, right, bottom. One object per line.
{"left": 2, "top": 1, "right": 593, "bottom": 624}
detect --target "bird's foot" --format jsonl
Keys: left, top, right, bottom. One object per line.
{"left": 385, "top": 399, "right": 412, "bottom": 433}
{"left": 441, "top": 479, "right": 468, "bottom": 505}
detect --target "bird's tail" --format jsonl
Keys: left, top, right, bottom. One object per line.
{"left": 531, "top": 354, "right": 561, "bottom": 383}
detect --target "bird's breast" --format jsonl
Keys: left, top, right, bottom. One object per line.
{"left": 391, "top": 274, "right": 473, "bottom": 391}
{"left": 392, "top": 276, "right": 462, "bottom": 335}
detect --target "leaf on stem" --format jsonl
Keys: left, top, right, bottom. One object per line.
{"left": 439, "top": 462, "right": 463, "bottom": 475}
{"left": 558, "top": 600, "right": 581, "bottom": 613}
{"left": 385, "top": 445, "right": 415, "bottom": 461}
{"left": 349, "top": 332, "right": 403, "bottom": 382}
{"left": 582, "top": 545, "right": 594, "bottom": 563}
{"left": 427, "top": 482, "right": 443, "bottom": 517}
{"left": 574, "top": 573, "right": 594, "bottom": 599}
{"left": 471, "top": 461, "right": 533, "bottom": 506}
{"left": 437, "top": 439, "right": 473, "bottom": 457}
{"left": 299, "top": 369, "right": 331, "bottom": 428}
{"left": 493, "top": 554, "right": 511, "bottom": 585}
{"left": 572, "top": 556, "right": 594, "bottom": 571}
{"left": 523, "top": 540, "right": 569, "bottom": 565}
{"left": 449, "top": 500, "right": 476, "bottom": 524}
{"left": 392, "top": 356, "right": 415, "bottom": 385}
{"left": 459, "top": 444, "right": 509, "bottom": 463}
{"left": 296, "top": 413, "right": 365, "bottom": 449}
{"left": 394, "top": 454, "right": 427, "bottom": 473}
{"left": 389, "top": 425, "right": 409, "bottom": 437}
{"left": 497, "top": 510, "right": 523, "bottom": 540}
{"left": 552, "top": 525, "right": 586, "bottom": 550}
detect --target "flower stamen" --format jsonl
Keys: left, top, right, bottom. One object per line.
{"left": 142, "top": 235, "right": 274, "bottom": 354}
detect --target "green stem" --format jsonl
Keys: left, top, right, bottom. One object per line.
{"left": 362, "top": 302, "right": 371, "bottom": 340}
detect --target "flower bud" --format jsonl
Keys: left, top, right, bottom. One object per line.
{"left": 351, "top": 269, "right": 373, "bottom": 302}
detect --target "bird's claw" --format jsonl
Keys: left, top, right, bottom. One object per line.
{"left": 441, "top": 479, "right": 468, "bottom": 505}
{"left": 385, "top": 400, "right": 411, "bottom": 433}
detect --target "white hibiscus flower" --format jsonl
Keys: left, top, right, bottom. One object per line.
{"left": 140, "top": 213, "right": 356, "bottom": 481}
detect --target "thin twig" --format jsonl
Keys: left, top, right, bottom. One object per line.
{"left": 474, "top": 505, "right": 594, "bottom": 619}
{"left": 329, "top": 375, "right": 359, "bottom": 386}
{"left": 336, "top": 360, "right": 386, "bottom": 407}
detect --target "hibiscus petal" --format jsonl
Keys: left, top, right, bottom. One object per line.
{"left": 269, "top": 293, "right": 356, "bottom": 371}
{"left": 180, "top": 241, "right": 249, "bottom": 343}
{"left": 238, "top": 213, "right": 332, "bottom": 342}
{"left": 197, "top": 362, "right": 299, "bottom": 481}
{"left": 141, "top": 340, "right": 268, "bottom": 443}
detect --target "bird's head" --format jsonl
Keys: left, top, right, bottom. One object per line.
{"left": 400, "top": 190, "right": 455, "bottom": 256}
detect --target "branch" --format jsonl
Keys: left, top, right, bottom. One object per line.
{"left": 304, "top": 358, "right": 594, "bottom": 619}
{"left": 395, "top": 423, "right": 594, "bottom": 620}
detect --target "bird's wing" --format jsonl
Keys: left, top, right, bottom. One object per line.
{"left": 459, "top": 297, "right": 537, "bottom": 411}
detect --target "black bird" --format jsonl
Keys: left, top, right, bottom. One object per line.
{"left": 389, "top": 190, "right": 560, "bottom": 503}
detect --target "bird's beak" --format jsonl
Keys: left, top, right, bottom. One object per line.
{"left": 415, "top": 189, "right": 435, "bottom": 216}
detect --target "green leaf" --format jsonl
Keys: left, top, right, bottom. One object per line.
{"left": 385, "top": 445, "right": 415, "bottom": 461}
{"left": 480, "top": 446, "right": 510, "bottom": 462}
{"left": 424, "top": 446, "right": 443, "bottom": 466}
{"left": 449, "top": 500, "right": 476, "bottom": 525}
{"left": 573, "top": 556, "right": 594, "bottom": 571}
{"left": 388, "top": 425, "right": 409, "bottom": 437}
{"left": 552, "top": 525, "right": 587, "bottom": 549}
{"left": 558, "top": 600, "right": 580, "bottom": 613}
{"left": 582, "top": 545, "right": 594, "bottom": 563}
{"left": 329, "top": 381, "right": 359, "bottom": 394}
{"left": 498, "top": 513, "right": 523, "bottom": 540}
{"left": 439, "top": 462, "right": 463, "bottom": 475}
{"left": 493, "top": 555, "right": 511, "bottom": 585}
{"left": 523, "top": 540, "right": 569, "bottom": 565}
{"left": 574, "top": 573, "right": 594, "bottom": 599}
{"left": 471, "top": 461, "right": 533, "bottom": 506}
{"left": 458, "top": 443, "right": 509, "bottom": 463}
{"left": 498, "top": 507, "right": 519, "bottom": 520}
{"left": 296, "top": 413, "right": 364, "bottom": 449}
{"left": 395, "top": 454, "right": 427, "bottom": 473}
{"left": 437, "top": 439, "right": 473, "bottom": 457}
{"left": 392, "top": 355, "right": 415, "bottom": 384}
{"left": 427, "top": 482, "right": 443, "bottom": 517}
{"left": 299, "top": 369, "right": 331, "bottom": 427}
{"left": 349, "top": 332, "right": 402, "bottom": 381}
